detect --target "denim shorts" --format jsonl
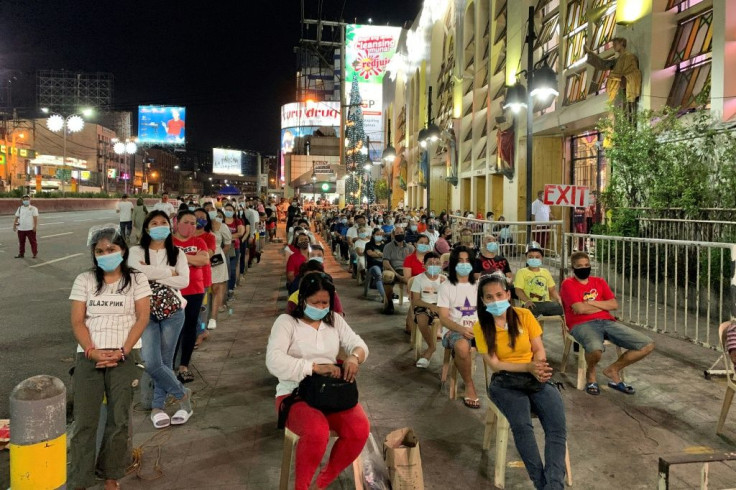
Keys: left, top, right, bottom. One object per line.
{"left": 570, "top": 319, "right": 652, "bottom": 353}
{"left": 442, "top": 331, "right": 476, "bottom": 350}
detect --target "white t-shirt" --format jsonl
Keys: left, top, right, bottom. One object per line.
{"left": 128, "top": 246, "right": 190, "bottom": 307}
{"left": 346, "top": 226, "right": 359, "bottom": 240}
{"left": 153, "top": 201, "right": 176, "bottom": 217}
{"left": 531, "top": 199, "right": 551, "bottom": 222}
{"left": 15, "top": 205, "right": 39, "bottom": 231}
{"left": 437, "top": 280, "right": 479, "bottom": 336}
{"left": 422, "top": 230, "right": 439, "bottom": 249}
{"left": 354, "top": 238, "right": 369, "bottom": 253}
{"left": 411, "top": 273, "right": 446, "bottom": 304}
{"left": 266, "top": 313, "right": 370, "bottom": 397}
{"left": 116, "top": 200, "right": 134, "bottom": 221}
{"left": 69, "top": 271, "right": 152, "bottom": 352}
{"left": 246, "top": 208, "right": 260, "bottom": 238}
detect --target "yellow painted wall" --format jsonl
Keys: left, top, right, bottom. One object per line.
{"left": 516, "top": 136, "right": 564, "bottom": 220}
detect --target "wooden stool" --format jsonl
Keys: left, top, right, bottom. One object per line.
{"left": 483, "top": 398, "right": 573, "bottom": 488}
{"left": 716, "top": 321, "right": 736, "bottom": 435}
{"left": 280, "top": 428, "right": 363, "bottom": 490}
{"left": 413, "top": 318, "right": 441, "bottom": 361}
{"left": 559, "top": 323, "right": 624, "bottom": 391}
{"left": 441, "top": 346, "right": 477, "bottom": 400}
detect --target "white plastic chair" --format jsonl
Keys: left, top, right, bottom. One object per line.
{"left": 716, "top": 321, "right": 736, "bottom": 435}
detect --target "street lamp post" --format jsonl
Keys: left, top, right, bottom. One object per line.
{"left": 502, "top": 6, "right": 559, "bottom": 239}
{"left": 113, "top": 139, "right": 137, "bottom": 194}
{"left": 419, "top": 86, "right": 441, "bottom": 214}
{"left": 45, "top": 109, "right": 91, "bottom": 196}
{"left": 380, "top": 119, "right": 396, "bottom": 211}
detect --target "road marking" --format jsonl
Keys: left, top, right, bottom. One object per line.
{"left": 39, "top": 222, "right": 65, "bottom": 226}
{"left": 73, "top": 219, "right": 95, "bottom": 222}
{"left": 41, "top": 232, "right": 74, "bottom": 239}
{"left": 30, "top": 253, "right": 83, "bottom": 268}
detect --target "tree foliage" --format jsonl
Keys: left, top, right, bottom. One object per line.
{"left": 374, "top": 179, "right": 390, "bottom": 202}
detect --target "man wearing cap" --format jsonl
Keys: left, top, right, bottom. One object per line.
{"left": 514, "top": 242, "right": 563, "bottom": 316}
{"left": 13, "top": 194, "right": 39, "bottom": 258}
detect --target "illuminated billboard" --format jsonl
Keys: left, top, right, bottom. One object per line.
{"left": 281, "top": 102, "right": 340, "bottom": 129}
{"left": 344, "top": 24, "right": 402, "bottom": 158}
{"left": 212, "top": 148, "right": 242, "bottom": 175}
{"left": 138, "top": 106, "right": 186, "bottom": 145}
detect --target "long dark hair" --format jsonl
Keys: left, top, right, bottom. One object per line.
{"left": 448, "top": 245, "right": 476, "bottom": 285}
{"left": 89, "top": 228, "right": 138, "bottom": 295}
{"left": 477, "top": 274, "right": 521, "bottom": 353}
{"left": 140, "top": 210, "right": 179, "bottom": 266}
{"left": 291, "top": 271, "right": 336, "bottom": 326}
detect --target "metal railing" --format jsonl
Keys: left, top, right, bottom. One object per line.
{"left": 637, "top": 218, "right": 736, "bottom": 243}
{"left": 448, "top": 216, "right": 564, "bottom": 262}
{"left": 562, "top": 234, "right": 733, "bottom": 350}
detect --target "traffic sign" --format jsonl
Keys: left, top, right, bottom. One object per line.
{"left": 543, "top": 184, "right": 591, "bottom": 207}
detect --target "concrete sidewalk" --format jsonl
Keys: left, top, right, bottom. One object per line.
{"left": 118, "top": 236, "right": 736, "bottom": 489}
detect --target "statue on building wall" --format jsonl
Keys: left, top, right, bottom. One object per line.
{"left": 586, "top": 37, "right": 642, "bottom": 109}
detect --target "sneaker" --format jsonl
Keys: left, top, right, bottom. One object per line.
{"left": 207, "top": 319, "right": 217, "bottom": 330}
{"left": 14, "top": 255, "right": 24, "bottom": 258}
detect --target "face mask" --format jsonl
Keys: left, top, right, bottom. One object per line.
{"left": 215, "top": 216, "right": 223, "bottom": 223}
{"left": 573, "top": 267, "right": 592, "bottom": 280}
{"left": 188, "top": 206, "right": 196, "bottom": 212}
{"left": 455, "top": 263, "right": 473, "bottom": 276}
{"left": 178, "top": 223, "right": 195, "bottom": 238}
{"left": 224, "top": 210, "right": 234, "bottom": 218}
{"left": 359, "top": 232, "right": 369, "bottom": 239}
{"left": 374, "top": 235, "right": 384, "bottom": 243}
{"left": 22, "top": 200, "right": 30, "bottom": 206}
{"left": 341, "top": 219, "right": 347, "bottom": 224}
{"left": 410, "top": 225, "right": 418, "bottom": 232}
{"left": 486, "top": 299, "right": 511, "bottom": 317}
{"left": 309, "top": 257, "right": 324, "bottom": 264}
{"left": 527, "top": 258, "right": 543, "bottom": 268}
{"left": 208, "top": 210, "right": 218, "bottom": 219}
{"left": 417, "top": 243, "right": 431, "bottom": 253}
{"left": 430, "top": 212, "right": 435, "bottom": 218}
{"left": 427, "top": 265, "right": 442, "bottom": 276}
{"left": 96, "top": 251, "right": 123, "bottom": 272}
{"left": 149, "top": 225, "right": 171, "bottom": 241}
{"left": 394, "top": 234, "right": 405, "bottom": 242}
{"left": 461, "top": 236, "right": 472, "bottom": 243}
{"left": 486, "top": 242, "right": 499, "bottom": 253}
{"left": 196, "top": 218, "right": 207, "bottom": 229}
{"left": 298, "top": 241, "right": 309, "bottom": 249}
{"left": 304, "top": 303, "right": 330, "bottom": 321}
{"left": 387, "top": 220, "right": 394, "bottom": 225}
{"left": 378, "top": 218, "right": 384, "bottom": 223}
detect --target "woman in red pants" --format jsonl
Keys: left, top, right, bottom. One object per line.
{"left": 266, "top": 272, "right": 370, "bottom": 490}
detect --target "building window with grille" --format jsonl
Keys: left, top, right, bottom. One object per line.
{"left": 665, "top": 7, "right": 713, "bottom": 110}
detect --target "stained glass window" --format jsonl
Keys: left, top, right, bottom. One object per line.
{"left": 666, "top": 0, "right": 705, "bottom": 12}
{"left": 536, "top": 12, "right": 560, "bottom": 49}
{"left": 565, "top": 31, "right": 586, "bottom": 68}
{"left": 590, "top": 0, "right": 616, "bottom": 50}
{"left": 564, "top": 0, "right": 587, "bottom": 69}
{"left": 564, "top": 70, "right": 588, "bottom": 105}
{"left": 667, "top": 60, "right": 711, "bottom": 109}
{"left": 665, "top": 9, "right": 713, "bottom": 67}
{"left": 565, "top": 0, "right": 585, "bottom": 33}
{"left": 588, "top": 67, "right": 610, "bottom": 95}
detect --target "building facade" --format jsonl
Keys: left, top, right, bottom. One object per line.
{"left": 383, "top": 0, "right": 735, "bottom": 223}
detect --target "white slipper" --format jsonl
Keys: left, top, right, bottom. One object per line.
{"left": 151, "top": 411, "right": 170, "bottom": 429}
{"left": 416, "top": 358, "right": 430, "bottom": 369}
{"left": 171, "top": 409, "right": 193, "bottom": 425}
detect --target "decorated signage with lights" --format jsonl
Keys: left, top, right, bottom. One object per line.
{"left": 281, "top": 102, "right": 340, "bottom": 129}
{"left": 213, "top": 148, "right": 243, "bottom": 175}
{"left": 138, "top": 105, "right": 186, "bottom": 145}
{"left": 344, "top": 24, "right": 403, "bottom": 154}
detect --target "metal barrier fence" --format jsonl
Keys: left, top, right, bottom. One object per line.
{"left": 562, "top": 234, "right": 733, "bottom": 350}
{"left": 637, "top": 218, "right": 736, "bottom": 243}
{"left": 448, "top": 216, "right": 564, "bottom": 261}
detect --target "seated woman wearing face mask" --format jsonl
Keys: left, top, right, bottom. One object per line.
{"left": 266, "top": 273, "right": 369, "bottom": 490}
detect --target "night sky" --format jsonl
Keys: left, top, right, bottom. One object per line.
{"left": 0, "top": 0, "right": 423, "bottom": 155}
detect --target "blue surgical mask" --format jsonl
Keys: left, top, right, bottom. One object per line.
{"left": 455, "top": 263, "right": 473, "bottom": 276}
{"left": 410, "top": 225, "right": 418, "bottom": 232}
{"left": 196, "top": 218, "right": 207, "bottom": 229}
{"left": 224, "top": 210, "right": 234, "bottom": 218}
{"left": 486, "top": 242, "right": 499, "bottom": 253}
{"left": 304, "top": 303, "right": 330, "bottom": 321}
{"left": 22, "top": 200, "right": 30, "bottom": 206}
{"left": 485, "top": 299, "right": 511, "bottom": 317}
{"left": 208, "top": 210, "right": 218, "bottom": 219}
{"left": 149, "top": 226, "right": 171, "bottom": 241}
{"left": 427, "top": 265, "right": 442, "bottom": 276}
{"left": 374, "top": 235, "right": 384, "bottom": 242}
{"left": 310, "top": 257, "right": 324, "bottom": 264}
{"left": 378, "top": 218, "right": 384, "bottom": 223}
{"left": 359, "top": 232, "right": 369, "bottom": 239}
{"left": 96, "top": 252, "right": 123, "bottom": 272}
{"left": 527, "top": 258, "right": 543, "bottom": 268}
{"left": 417, "top": 243, "right": 431, "bottom": 253}
{"left": 188, "top": 206, "right": 196, "bottom": 212}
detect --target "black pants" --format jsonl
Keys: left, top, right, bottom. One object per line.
{"left": 177, "top": 293, "right": 205, "bottom": 368}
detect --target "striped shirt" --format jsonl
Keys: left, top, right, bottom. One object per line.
{"left": 69, "top": 271, "right": 151, "bottom": 351}
{"left": 726, "top": 322, "right": 736, "bottom": 354}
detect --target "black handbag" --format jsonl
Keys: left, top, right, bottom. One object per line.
{"left": 210, "top": 253, "right": 225, "bottom": 266}
{"left": 277, "top": 369, "right": 359, "bottom": 429}
{"left": 491, "top": 371, "right": 544, "bottom": 394}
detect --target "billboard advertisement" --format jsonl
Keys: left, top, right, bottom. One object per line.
{"left": 138, "top": 105, "right": 186, "bottom": 145}
{"left": 242, "top": 151, "right": 259, "bottom": 177}
{"left": 281, "top": 102, "right": 340, "bottom": 129}
{"left": 212, "top": 148, "right": 242, "bottom": 175}
{"left": 344, "top": 24, "right": 403, "bottom": 157}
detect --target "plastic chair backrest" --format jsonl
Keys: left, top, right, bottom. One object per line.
{"left": 720, "top": 321, "right": 736, "bottom": 388}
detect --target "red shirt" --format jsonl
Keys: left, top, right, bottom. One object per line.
{"left": 286, "top": 251, "right": 308, "bottom": 279}
{"left": 402, "top": 252, "right": 425, "bottom": 277}
{"left": 197, "top": 231, "right": 216, "bottom": 288}
{"left": 559, "top": 276, "right": 616, "bottom": 330}
{"left": 226, "top": 218, "right": 243, "bottom": 247}
{"left": 173, "top": 235, "right": 208, "bottom": 296}
{"left": 166, "top": 118, "right": 185, "bottom": 136}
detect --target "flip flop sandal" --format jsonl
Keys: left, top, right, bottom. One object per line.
{"left": 171, "top": 409, "right": 193, "bottom": 425}
{"left": 416, "top": 358, "right": 430, "bottom": 369}
{"left": 151, "top": 411, "right": 171, "bottom": 429}
{"left": 178, "top": 370, "right": 195, "bottom": 383}
{"left": 585, "top": 382, "right": 600, "bottom": 395}
{"left": 463, "top": 397, "right": 481, "bottom": 409}
{"left": 608, "top": 381, "right": 635, "bottom": 394}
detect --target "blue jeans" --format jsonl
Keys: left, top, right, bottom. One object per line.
{"left": 489, "top": 381, "right": 567, "bottom": 490}
{"left": 141, "top": 309, "right": 186, "bottom": 410}
{"left": 228, "top": 249, "right": 240, "bottom": 291}
{"left": 368, "top": 265, "right": 385, "bottom": 298}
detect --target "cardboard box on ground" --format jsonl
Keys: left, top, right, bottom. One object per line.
{"left": 384, "top": 428, "right": 423, "bottom": 490}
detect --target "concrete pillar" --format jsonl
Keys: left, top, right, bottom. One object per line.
{"left": 711, "top": 0, "right": 736, "bottom": 121}
{"left": 9, "top": 375, "right": 67, "bottom": 489}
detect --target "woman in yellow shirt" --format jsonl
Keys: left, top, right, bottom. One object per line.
{"left": 474, "top": 274, "right": 567, "bottom": 490}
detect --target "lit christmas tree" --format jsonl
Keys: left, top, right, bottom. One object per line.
{"left": 345, "top": 69, "right": 368, "bottom": 206}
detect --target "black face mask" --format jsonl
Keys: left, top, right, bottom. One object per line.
{"left": 298, "top": 242, "right": 310, "bottom": 249}
{"left": 573, "top": 267, "right": 591, "bottom": 280}
{"left": 394, "top": 234, "right": 405, "bottom": 242}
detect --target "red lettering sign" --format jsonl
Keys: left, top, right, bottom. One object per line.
{"left": 543, "top": 184, "right": 591, "bottom": 207}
